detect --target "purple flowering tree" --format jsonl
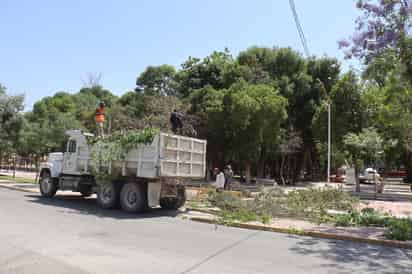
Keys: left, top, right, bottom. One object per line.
{"left": 339, "top": 0, "right": 412, "bottom": 62}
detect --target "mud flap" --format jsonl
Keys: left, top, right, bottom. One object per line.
{"left": 148, "top": 182, "right": 162, "bottom": 207}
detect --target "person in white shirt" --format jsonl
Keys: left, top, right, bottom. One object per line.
{"left": 212, "top": 168, "right": 225, "bottom": 190}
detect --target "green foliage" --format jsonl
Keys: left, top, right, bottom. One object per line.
{"left": 327, "top": 207, "right": 412, "bottom": 241}
{"left": 0, "top": 84, "right": 25, "bottom": 154}
{"left": 313, "top": 71, "right": 362, "bottom": 145}
{"left": 217, "top": 208, "right": 259, "bottom": 225}
{"left": 176, "top": 50, "right": 237, "bottom": 97}
{"left": 136, "top": 65, "right": 177, "bottom": 96}
{"left": 385, "top": 218, "right": 412, "bottom": 241}
{"left": 223, "top": 81, "right": 288, "bottom": 166}
{"left": 343, "top": 127, "right": 384, "bottom": 164}
{"left": 207, "top": 191, "right": 269, "bottom": 224}
{"left": 286, "top": 187, "right": 358, "bottom": 223}
{"left": 207, "top": 187, "right": 360, "bottom": 226}
{"left": 250, "top": 187, "right": 289, "bottom": 218}
{"left": 0, "top": 175, "right": 36, "bottom": 184}
{"left": 207, "top": 191, "right": 243, "bottom": 211}
{"left": 90, "top": 128, "right": 159, "bottom": 181}
{"left": 206, "top": 187, "right": 412, "bottom": 241}
{"left": 329, "top": 208, "right": 389, "bottom": 227}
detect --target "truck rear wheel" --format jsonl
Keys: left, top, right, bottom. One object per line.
{"left": 39, "top": 171, "right": 57, "bottom": 198}
{"left": 96, "top": 182, "right": 119, "bottom": 209}
{"left": 120, "top": 182, "right": 147, "bottom": 213}
{"left": 160, "top": 186, "right": 186, "bottom": 210}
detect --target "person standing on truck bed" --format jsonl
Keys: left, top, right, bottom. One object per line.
{"left": 95, "top": 101, "right": 105, "bottom": 137}
{"left": 170, "top": 109, "right": 183, "bottom": 134}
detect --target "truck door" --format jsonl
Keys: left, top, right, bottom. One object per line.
{"left": 63, "top": 139, "right": 78, "bottom": 174}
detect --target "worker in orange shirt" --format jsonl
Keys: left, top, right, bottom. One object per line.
{"left": 95, "top": 102, "right": 105, "bottom": 137}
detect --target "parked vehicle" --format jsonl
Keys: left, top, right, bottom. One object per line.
{"left": 359, "top": 168, "right": 381, "bottom": 184}
{"left": 38, "top": 130, "right": 207, "bottom": 213}
{"left": 385, "top": 170, "right": 407, "bottom": 179}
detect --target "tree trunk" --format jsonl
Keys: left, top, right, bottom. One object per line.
{"left": 206, "top": 160, "right": 212, "bottom": 181}
{"left": 257, "top": 146, "right": 266, "bottom": 179}
{"left": 257, "top": 157, "right": 265, "bottom": 179}
{"left": 34, "top": 156, "right": 40, "bottom": 183}
{"left": 12, "top": 156, "right": 16, "bottom": 178}
{"left": 280, "top": 155, "right": 286, "bottom": 185}
{"left": 354, "top": 162, "right": 360, "bottom": 193}
{"left": 405, "top": 152, "right": 412, "bottom": 184}
{"left": 245, "top": 161, "right": 251, "bottom": 184}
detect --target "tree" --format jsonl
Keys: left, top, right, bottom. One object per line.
{"left": 340, "top": 0, "right": 412, "bottom": 84}
{"left": 339, "top": 0, "right": 412, "bottom": 60}
{"left": 136, "top": 65, "right": 178, "bottom": 96}
{"left": 176, "top": 50, "right": 238, "bottom": 97}
{"left": 312, "top": 72, "right": 363, "bottom": 175}
{"left": 0, "top": 84, "right": 24, "bottom": 158}
{"left": 278, "top": 129, "right": 303, "bottom": 185}
{"left": 222, "top": 81, "right": 288, "bottom": 183}
{"left": 188, "top": 86, "right": 225, "bottom": 169}
{"left": 343, "top": 128, "right": 384, "bottom": 192}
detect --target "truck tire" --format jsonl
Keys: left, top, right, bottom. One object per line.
{"left": 120, "top": 182, "right": 147, "bottom": 213}
{"left": 160, "top": 187, "right": 186, "bottom": 210}
{"left": 39, "top": 171, "right": 57, "bottom": 198}
{"left": 96, "top": 182, "right": 119, "bottom": 209}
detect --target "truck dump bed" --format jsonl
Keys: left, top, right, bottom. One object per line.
{"left": 117, "top": 133, "right": 207, "bottom": 179}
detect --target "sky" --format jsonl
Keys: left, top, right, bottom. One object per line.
{"left": 0, "top": 0, "right": 359, "bottom": 109}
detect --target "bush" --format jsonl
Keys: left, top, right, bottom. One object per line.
{"left": 331, "top": 212, "right": 360, "bottom": 227}
{"left": 207, "top": 187, "right": 361, "bottom": 224}
{"left": 358, "top": 208, "right": 389, "bottom": 227}
{"left": 217, "top": 208, "right": 259, "bottom": 224}
{"left": 250, "top": 187, "right": 288, "bottom": 218}
{"left": 207, "top": 191, "right": 271, "bottom": 224}
{"left": 385, "top": 218, "right": 412, "bottom": 241}
{"left": 286, "top": 187, "right": 359, "bottom": 223}
{"left": 328, "top": 208, "right": 390, "bottom": 227}
{"left": 207, "top": 191, "right": 243, "bottom": 211}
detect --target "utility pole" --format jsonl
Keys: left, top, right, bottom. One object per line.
{"left": 327, "top": 102, "right": 331, "bottom": 184}
{"left": 318, "top": 79, "right": 331, "bottom": 184}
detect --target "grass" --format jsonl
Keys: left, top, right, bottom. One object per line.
{"left": 0, "top": 175, "right": 37, "bottom": 184}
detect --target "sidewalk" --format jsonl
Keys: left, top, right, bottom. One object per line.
{"left": 0, "top": 180, "right": 39, "bottom": 193}
{"left": 184, "top": 209, "right": 412, "bottom": 249}
{"left": 0, "top": 169, "right": 38, "bottom": 180}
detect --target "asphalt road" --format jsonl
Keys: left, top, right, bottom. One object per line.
{"left": 0, "top": 189, "right": 411, "bottom": 274}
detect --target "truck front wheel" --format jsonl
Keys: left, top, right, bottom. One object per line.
{"left": 97, "top": 182, "right": 119, "bottom": 209}
{"left": 120, "top": 183, "right": 147, "bottom": 213}
{"left": 39, "top": 171, "right": 57, "bottom": 198}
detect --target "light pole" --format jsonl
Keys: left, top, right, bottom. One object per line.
{"left": 327, "top": 101, "right": 331, "bottom": 184}
{"left": 317, "top": 79, "right": 331, "bottom": 184}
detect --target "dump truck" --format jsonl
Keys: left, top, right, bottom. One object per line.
{"left": 38, "top": 130, "right": 207, "bottom": 213}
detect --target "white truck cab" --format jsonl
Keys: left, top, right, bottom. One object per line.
{"left": 38, "top": 130, "right": 207, "bottom": 213}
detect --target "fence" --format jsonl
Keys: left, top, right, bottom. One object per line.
{"left": 0, "top": 156, "right": 41, "bottom": 178}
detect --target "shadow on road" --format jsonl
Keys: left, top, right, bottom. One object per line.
{"left": 25, "top": 194, "right": 184, "bottom": 220}
{"left": 288, "top": 235, "right": 412, "bottom": 274}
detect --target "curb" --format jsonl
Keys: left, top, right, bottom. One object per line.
{"left": 0, "top": 184, "right": 39, "bottom": 194}
{"left": 186, "top": 207, "right": 219, "bottom": 215}
{"left": 190, "top": 217, "right": 412, "bottom": 250}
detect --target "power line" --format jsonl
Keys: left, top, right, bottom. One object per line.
{"left": 289, "top": 0, "right": 310, "bottom": 57}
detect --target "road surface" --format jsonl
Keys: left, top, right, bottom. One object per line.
{"left": 0, "top": 188, "right": 411, "bottom": 274}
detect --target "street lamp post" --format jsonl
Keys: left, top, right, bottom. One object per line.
{"left": 327, "top": 102, "right": 331, "bottom": 184}
{"left": 317, "top": 78, "right": 331, "bottom": 184}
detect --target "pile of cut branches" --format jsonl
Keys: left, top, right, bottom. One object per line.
{"left": 90, "top": 128, "right": 159, "bottom": 181}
